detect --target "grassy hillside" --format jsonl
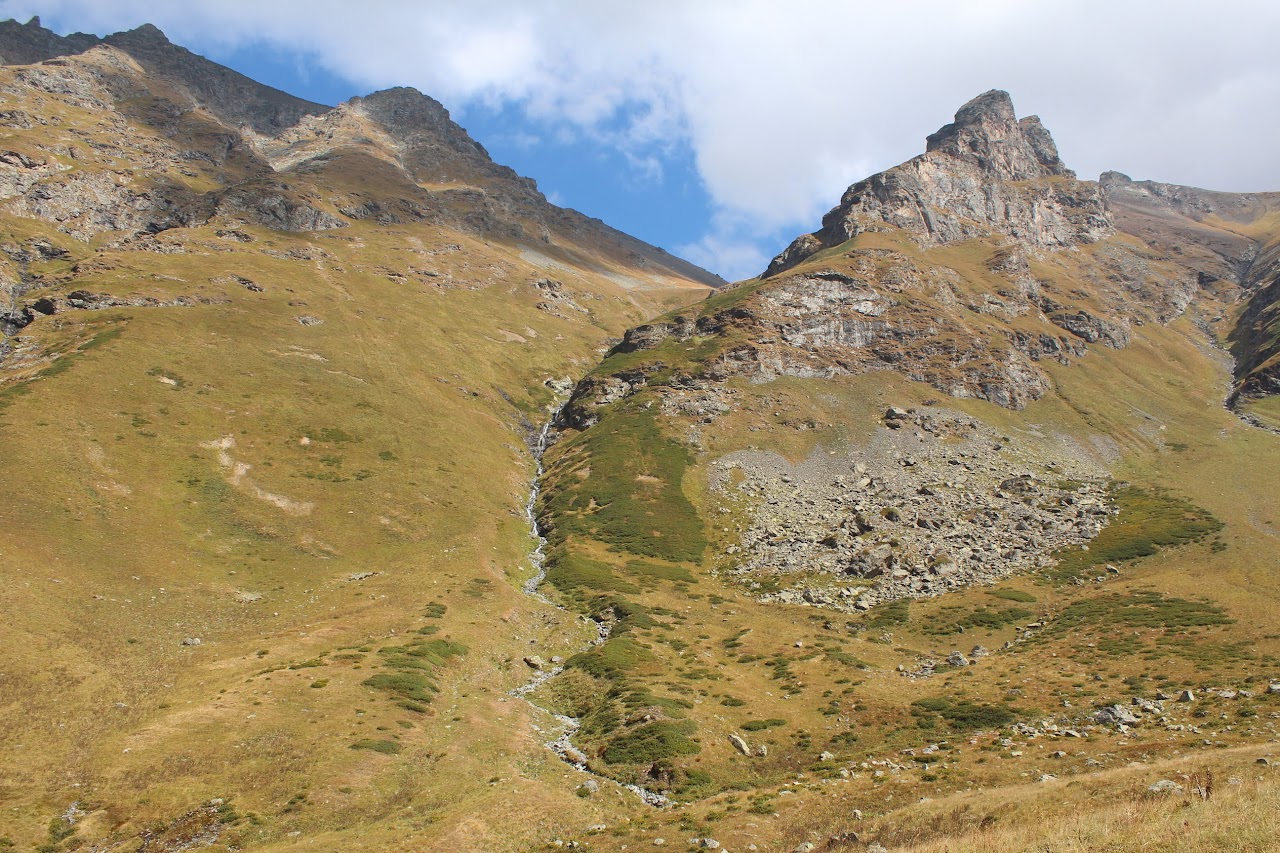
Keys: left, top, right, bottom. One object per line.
{"left": 0, "top": 41, "right": 715, "bottom": 851}
{"left": 531, "top": 230, "right": 1280, "bottom": 849}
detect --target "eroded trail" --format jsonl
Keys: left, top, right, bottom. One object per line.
{"left": 509, "top": 407, "right": 669, "bottom": 808}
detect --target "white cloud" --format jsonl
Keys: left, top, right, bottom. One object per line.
{"left": 9, "top": 0, "right": 1280, "bottom": 279}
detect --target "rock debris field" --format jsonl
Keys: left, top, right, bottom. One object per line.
{"left": 710, "top": 406, "right": 1115, "bottom": 609}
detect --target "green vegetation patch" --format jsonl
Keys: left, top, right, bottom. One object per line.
{"left": 1051, "top": 590, "right": 1233, "bottom": 632}
{"left": 740, "top": 718, "right": 787, "bottom": 732}
{"left": 349, "top": 738, "right": 401, "bottom": 755}
{"left": 541, "top": 405, "right": 706, "bottom": 563}
{"left": 1154, "top": 636, "right": 1254, "bottom": 668}
{"left": 625, "top": 559, "right": 696, "bottom": 584}
{"left": 567, "top": 636, "right": 655, "bottom": 680}
{"left": 361, "top": 671, "right": 437, "bottom": 704}
{"left": 922, "top": 605, "right": 1033, "bottom": 636}
{"left": 602, "top": 720, "right": 700, "bottom": 765}
{"left": 546, "top": 551, "right": 640, "bottom": 596}
{"left": 361, "top": 637, "right": 466, "bottom": 707}
{"left": 987, "top": 588, "right": 1037, "bottom": 603}
{"left": 911, "top": 697, "right": 1017, "bottom": 731}
{"left": 865, "top": 599, "right": 910, "bottom": 628}
{"left": 1047, "top": 486, "right": 1222, "bottom": 582}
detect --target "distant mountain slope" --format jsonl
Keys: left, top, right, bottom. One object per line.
{"left": 1097, "top": 171, "right": 1280, "bottom": 405}
{"left": 0, "top": 17, "right": 716, "bottom": 852}
{"left": 0, "top": 16, "right": 722, "bottom": 290}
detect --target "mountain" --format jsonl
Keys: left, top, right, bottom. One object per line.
{"left": 0, "top": 16, "right": 1277, "bottom": 853}
{"left": 536, "top": 90, "right": 1280, "bottom": 848}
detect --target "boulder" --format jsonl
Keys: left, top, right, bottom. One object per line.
{"left": 1148, "top": 779, "right": 1182, "bottom": 795}
{"left": 1094, "top": 705, "right": 1140, "bottom": 726}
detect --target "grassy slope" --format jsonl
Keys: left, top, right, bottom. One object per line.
{"left": 0, "top": 214, "right": 709, "bottom": 850}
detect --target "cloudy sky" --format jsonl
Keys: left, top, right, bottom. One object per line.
{"left": 6, "top": 0, "right": 1279, "bottom": 280}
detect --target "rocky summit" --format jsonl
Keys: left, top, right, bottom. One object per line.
{"left": 0, "top": 15, "right": 1278, "bottom": 853}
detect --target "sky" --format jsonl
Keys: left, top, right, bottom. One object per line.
{"left": 4, "top": 1, "right": 1279, "bottom": 281}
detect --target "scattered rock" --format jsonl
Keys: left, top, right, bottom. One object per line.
{"left": 1148, "top": 779, "right": 1183, "bottom": 795}
{"left": 180, "top": 637, "right": 202, "bottom": 646}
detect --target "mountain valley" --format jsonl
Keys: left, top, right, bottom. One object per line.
{"left": 0, "top": 16, "right": 1278, "bottom": 853}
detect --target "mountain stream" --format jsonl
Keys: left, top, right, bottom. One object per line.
{"left": 508, "top": 408, "right": 670, "bottom": 807}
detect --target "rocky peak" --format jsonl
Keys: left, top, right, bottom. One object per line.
{"left": 350, "top": 87, "right": 492, "bottom": 161}
{"left": 0, "top": 18, "right": 326, "bottom": 134}
{"left": 765, "top": 90, "right": 1109, "bottom": 276}
{"left": 0, "top": 16, "right": 99, "bottom": 65}
{"left": 923, "top": 89, "right": 1070, "bottom": 180}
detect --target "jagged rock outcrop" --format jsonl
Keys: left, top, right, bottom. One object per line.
{"left": 766, "top": 90, "right": 1113, "bottom": 277}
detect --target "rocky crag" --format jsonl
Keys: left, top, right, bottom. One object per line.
{"left": 766, "top": 89, "right": 1112, "bottom": 275}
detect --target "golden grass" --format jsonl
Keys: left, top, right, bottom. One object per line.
{"left": 879, "top": 754, "right": 1280, "bottom": 853}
